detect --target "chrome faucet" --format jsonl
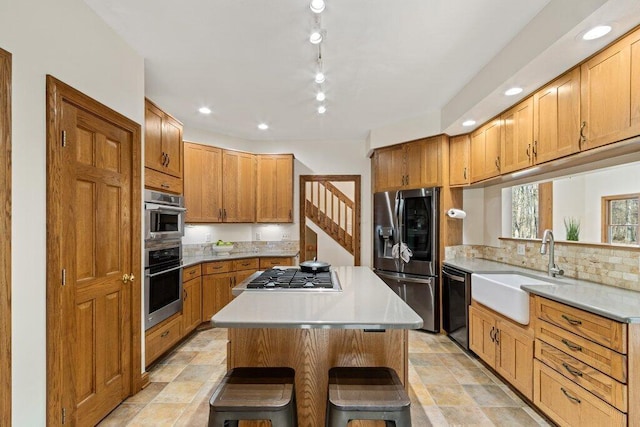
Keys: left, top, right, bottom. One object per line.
{"left": 540, "top": 229, "right": 564, "bottom": 277}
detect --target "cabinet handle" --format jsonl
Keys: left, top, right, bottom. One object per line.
{"left": 494, "top": 329, "right": 500, "bottom": 345}
{"left": 561, "top": 387, "right": 581, "bottom": 404}
{"left": 489, "top": 326, "right": 496, "bottom": 342}
{"left": 561, "top": 339, "right": 582, "bottom": 352}
{"left": 289, "top": 209, "right": 292, "bottom": 220}
{"left": 463, "top": 167, "right": 467, "bottom": 180}
{"left": 161, "top": 331, "right": 170, "bottom": 338}
{"left": 218, "top": 209, "right": 222, "bottom": 221}
{"left": 533, "top": 140, "right": 538, "bottom": 157}
{"left": 495, "top": 156, "right": 501, "bottom": 171}
{"left": 183, "top": 289, "right": 188, "bottom": 301}
{"left": 526, "top": 144, "right": 531, "bottom": 158}
{"left": 188, "top": 270, "right": 196, "bottom": 276}
{"left": 562, "top": 363, "right": 583, "bottom": 377}
{"left": 561, "top": 314, "right": 582, "bottom": 326}
{"left": 166, "top": 154, "right": 171, "bottom": 167}
{"left": 579, "top": 121, "right": 586, "bottom": 148}
{"left": 210, "top": 265, "right": 223, "bottom": 270}
{"left": 161, "top": 152, "right": 167, "bottom": 166}
{"left": 161, "top": 183, "right": 170, "bottom": 189}
{"left": 223, "top": 209, "right": 227, "bottom": 219}
{"left": 406, "top": 175, "right": 409, "bottom": 185}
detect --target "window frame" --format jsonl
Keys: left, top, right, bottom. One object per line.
{"left": 601, "top": 193, "right": 640, "bottom": 244}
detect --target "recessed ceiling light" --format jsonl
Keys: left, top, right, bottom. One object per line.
{"left": 310, "top": 0, "right": 325, "bottom": 14}
{"left": 257, "top": 123, "right": 269, "bottom": 130}
{"left": 316, "top": 92, "right": 326, "bottom": 101}
{"left": 462, "top": 120, "right": 476, "bottom": 127}
{"left": 318, "top": 105, "right": 327, "bottom": 114}
{"left": 504, "top": 87, "right": 523, "bottom": 96}
{"left": 315, "top": 72, "right": 325, "bottom": 84}
{"left": 198, "top": 107, "right": 211, "bottom": 114}
{"left": 310, "top": 30, "right": 323, "bottom": 45}
{"left": 583, "top": 25, "right": 612, "bottom": 40}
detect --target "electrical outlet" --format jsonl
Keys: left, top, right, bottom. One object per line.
{"left": 255, "top": 232, "right": 262, "bottom": 241}
{"left": 517, "top": 244, "right": 525, "bottom": 255}
{"left": 205, "top": 233, "right": 211, "bottom": 242}
{"left": 282, "top": 233, "right": 290, "bottom": 241}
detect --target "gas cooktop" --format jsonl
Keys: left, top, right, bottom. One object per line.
{"left": 244, "top": 268, "right": 342, "bottom": 292}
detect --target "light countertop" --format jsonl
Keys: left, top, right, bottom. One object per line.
{"left": 211, "top": 266, "right": 424, "bottom": 330}
{"left": 182, "top": 251, "right": 299, "bottom": 268}
{"left": 444, "top": 257, "right": 640, "bottom": 324}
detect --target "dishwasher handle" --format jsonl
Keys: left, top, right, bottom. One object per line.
{"left": 442, "top": 267, "right": 467, "bottom": 283}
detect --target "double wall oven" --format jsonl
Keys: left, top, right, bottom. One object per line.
{"left": 144, "top": 190, "right": 186, "bottom": 330}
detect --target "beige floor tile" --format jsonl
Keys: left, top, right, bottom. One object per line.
{"left": 439, "top": 406, "right": 493, "bottom": 426}
{"left": 98, "top": 403, "right": 146, "bottom": 426}
{"left": 410, "top": 353, "right": 445, "bottom": 367}
{"left": 174, "top": 364, "right": 216, "bottom": 382}
{"left": 426, "top": 385, "right": 476, "bottom": 406}
{"left": 152, "top": 380, "right": 204, "bottom": 404}
{"left": 423, "top": 406, "right": 449, "bottom": 426}
{"left": 438, "top": 353, "right": 479, "bottom": 369}
{"left": 148, "top": 363, "right": 187, "bottom": 383}
{"left": 409, "top": 382, "right": 436, "bottom": 406}
{"left": 158, "top": 350, "right": 198, "bottom": 365}
{"left": 127, "top": 402, "right": 187, "bottom": 426}
{"left": 447, "top": 366, "right": 493, "bottom": 385}
{"left": 415, "top": 365, "right": 459, "bottom": 385}
{"left": 174, "top": 399, "right": 211, "bottom": 426}
{"left": 462, "top": 385, "right": 520, "bottom": 407}
{"left": 124, "top": 382, "right": 168, "bottom": 404}
{"left": 482, "top": 407, "right": 542, "bottom": 427}
{"left": 189, "top": 349, "right": 226, "bottom": 365}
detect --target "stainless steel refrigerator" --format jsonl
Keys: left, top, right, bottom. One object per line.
{"left": 373, "top": 188, "right": 439, "bottom": 332}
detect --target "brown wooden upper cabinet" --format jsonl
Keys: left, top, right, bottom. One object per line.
{"left": 501, "top": 97, "right": 534, "bottom": 174}
{"left": 373, "top": 136, "right": 441, "bottom": 192}
{"left": 580, "top": 26, "right": 640, "bottom": 150}
{"left": 256, "top": 154, "right": 294, "bottom": 223}
{"left": 222, "top": 150, "right": 256, "bottom": 223}
{"left": 449, "top": 134, "right": 470, "bottom": 186}
{"left": 470, "top": 118, "right": 501, "bottom": 182}
{"left": 184, "top": 142, "right": 223, "bottom": 222}
{"left": 144, "top": 99, "right": 184, "bottom": 194}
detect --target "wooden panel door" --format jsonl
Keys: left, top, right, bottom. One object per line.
{"left": 182, "top": 277, "right": 202, "bottom": 334}
{"left": 374, "top": 145, "right": 404, "bottom": 191}
{"left": 501, "top": 97, "right": 534, "bottom": 174}
{"left": 581, "top": 27, "right": 640, "bottom": 150}
{"left": 449, "top": 134, "right": 470, "bottom": 186}
{"left": 162, "top": 115, "right": 183, "bottom": 178}
{"left": 184, "top": 142, "right": 222, "bottom": 222}
{"left": 61, "top": 102, "right": 133, "bottom": 426}
{"left": 494, "top": 319, "right": 534, "bottom": 400}
{"left": 256, "top": 154, "right": 293, "bottom": 223}
{"left": 222, "top": 150, "right": 256, "bottom": 222}
{"left": 470, "top": 119, "right": 501, "bottom": 182}
{"left": 404, "top": 140, "right": 423, "bottom": 188}
{"left": 533, "top": 67, "right": 581, "bottom": 164}
{"left": 469, "top": 306, "right": 496, "bottom": 367}
{"left": 202, "top": 273, "right": 233, "bottom": 321}
{"left": 144, "top": 101, "right": 164, "bottom": 172}
{"left": 420, "top": 136, "right": 442, "bottom": 187}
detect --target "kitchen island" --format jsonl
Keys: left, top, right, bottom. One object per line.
{"left": 211, "top": 266, "right": 422, "bottom": 426}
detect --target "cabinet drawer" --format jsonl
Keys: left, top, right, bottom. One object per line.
{"left": 536, "top": 340, "right": 627, "bottom": 412}
{"left": 203, "top": 261, "right": 232, "bottom": 274}
{"left": 533, "top": 360, "right": 626, "bottom": 427}
{"left": 536, "top": 321, "right": 627, "bottom": 383}
{"left": 145, "top": 167, "right": 183, "bottom": 194}
{"left": 182, "top": 264, "right": 202, "bottom": 282}
{"left": 259, "top": 257, "right": 294, "bottom": 269}
{"left": 233, "top": 258, "right": 259, "bottom": 271}
{"left": 145, "top": 314, "right": 183, "bottom": 366}
{"left": 535, "top": 296, "right": 626, "bottom": 353}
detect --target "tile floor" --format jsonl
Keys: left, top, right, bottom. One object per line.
{"left": 99, "top": 328, "right": 551, "bottom": 426}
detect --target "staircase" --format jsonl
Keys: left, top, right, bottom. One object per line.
{"left": 304, "top": 180, "right": 355, "bottom": 255}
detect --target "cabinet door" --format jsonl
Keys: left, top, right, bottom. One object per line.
{"left": 404, "top": 141, "right": 423, "bottom": 188}
{"left": 144, "top": 101, "right": 165, "bottom": 172}
{"left": 501, "top": 97, "right": 534, "bottom": 174}
{"left": 418, "top": 136, "right": 442, "bottom": 187}
{"left": 494, "top": 319, "right": 533, "bottom": 400}
{"left": 202, "top": 273, "right": 233, "bottom": 321}
{"left": 533, "top": 67, "right": 581, "bottom": 164}
{"left": 182, "top": 277, "right": 202, "bottom": 334}
{"left": 469, "top": 305, "right": 496, "bottom": 366}
{"left": 470, "top": 119, "right": 501, "bottom": 182}
{"left": 449, "top": 134, "right": 470, "bottom": 186}
{"left": 374, "top": 145, "right": 404, "bottom": 191}
{"left": 223, "top": 150, "right": 256, "bottom": 222}
{"left": 184, "top": 143, "right": 223, "bottom": 223}
{"left": 581, "top": 27, "right": 640, "bottom": 150}
{"left": 162, "top": 115, "right": 183, "bottom": 178}
{"left": 256, "top": 154, "right": 294, "bottom": 223}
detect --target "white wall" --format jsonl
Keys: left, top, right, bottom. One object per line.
{"left": 179, "top": 131, "right": 372, "bottom": 266}
{"left": 366, "top": 111, "right": 441, "bottom": 151}
{"left": 462, "top": 188, "right": 487, "bottom": 245}
{"left": 553, "top": 175, "right": 587, "bottom": 240}
{"left": 0, "top": 0, "right": 145, "bottom": 424}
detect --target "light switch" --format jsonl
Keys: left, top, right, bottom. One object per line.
{"left": 517, "top": 244, "right": 525, "bottom": 255}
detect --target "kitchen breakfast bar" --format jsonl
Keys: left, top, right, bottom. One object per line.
{"left": 211, "top": 266, "right": 423, "bottom": 426}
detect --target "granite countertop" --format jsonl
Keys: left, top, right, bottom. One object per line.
{"left": 444, "top": 257, "right": 640, "bottom": 324}
{"left": 211, "top": 266, "right": 423, "bottom": 330}
{"left": 182, "top": 251, "right": 299, "bottom": 268}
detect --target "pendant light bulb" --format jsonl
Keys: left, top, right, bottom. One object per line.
{"left": 310, "top": 30, "right": 323, "bottom": 45}
{"left": 310, "top": 0, "right": 326, "bottom": 14}
{"left": 316, "top": 91, "right": 326, "bottom": 102}
{"left": 315, "top": 71, "right": 325, "bottom": 84}
{"left": 318, "top": 105, "right": 327, "bottom": 114}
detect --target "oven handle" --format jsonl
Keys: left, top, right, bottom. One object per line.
{"left": 146, "top": 264, "right": 183, "bottom": 278}
{"left": 145, "top": 203, "right": 187, "bottom": 212}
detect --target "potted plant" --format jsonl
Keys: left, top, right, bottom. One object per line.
{"left": 564, "top": 217, "right": 581, "bottom": 241}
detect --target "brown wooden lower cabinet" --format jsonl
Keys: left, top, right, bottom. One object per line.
{"left": 145, "top": 313, "right": 183, "bottom": 367}
{"left": 259, "top": 256, "right": 296, "bottom": 269}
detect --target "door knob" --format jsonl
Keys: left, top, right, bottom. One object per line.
{"left": 122, "top": 274, "right": 130, "bottom": 284}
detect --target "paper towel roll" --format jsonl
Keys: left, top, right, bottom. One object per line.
{"left": 447, "top": 208, "right": 466, "bottom": 219}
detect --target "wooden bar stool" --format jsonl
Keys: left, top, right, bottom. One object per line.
{"left": 208, "top": 367, "right": 297, "bottom": 427}
{"left": 326, "top": 367, "right": 411, "bottom": 427}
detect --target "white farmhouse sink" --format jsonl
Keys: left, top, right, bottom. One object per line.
{"left": 471, "top": 273, "right": 553, "bottom": 325}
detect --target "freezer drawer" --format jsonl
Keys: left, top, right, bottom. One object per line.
{"left": 375, "top": 271, "right": 439, "bottom": 332}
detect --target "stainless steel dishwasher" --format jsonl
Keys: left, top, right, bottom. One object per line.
{"left": 442, "top": 264, "right": 471, "bottom": 349}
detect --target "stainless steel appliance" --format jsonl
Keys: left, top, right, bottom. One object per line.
{"left": 373, "top": 187, "right": 439, "bottom": 332}
{"left": 241, "top": 268, "right": 342, "bottom": 292}
{"left": 144, "top": 239, "right": 183, "bottom": 329}
{"left": 442, "top": 264, "right": 471, "bottom": 349}
{"left": 144, "top": 189, "right": 186, "bottom": 241}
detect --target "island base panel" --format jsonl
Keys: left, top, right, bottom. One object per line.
{"left": 227, "top": 328, "right": 408, "bottom": 427}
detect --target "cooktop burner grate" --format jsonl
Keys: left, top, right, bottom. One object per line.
{"left": 246, "top": 268, "right": 340, "bottom": 291}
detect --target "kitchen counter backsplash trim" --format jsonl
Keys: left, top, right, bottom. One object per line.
{"left": 445, "top": 240, "right": 639, "bottom": 292}
{"left": 183, "top": 240, "right": 299, "bottom": 257}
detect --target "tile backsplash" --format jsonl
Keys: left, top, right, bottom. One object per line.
{"left": 446, "top": 240, "right": 640, "bottom": 292}
{"left": 183, "top": 240, "right": 299, "bottom": 257}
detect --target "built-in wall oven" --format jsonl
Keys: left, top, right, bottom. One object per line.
{"left": 144, "top": 189, "right": 186, "bottom": 241}
{"left": 442, "top": 264, "right": 471, "bottom": 350}
{"left": 144, "top": 239, "right": 183, "bottom": 330}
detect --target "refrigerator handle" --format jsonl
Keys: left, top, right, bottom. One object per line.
{"left": 397, "top": 193, "right": 405, "bottom": 247}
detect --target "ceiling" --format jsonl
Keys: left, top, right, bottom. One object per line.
{"left": 83, "top": 0, "right": 640, "bottom": 143}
